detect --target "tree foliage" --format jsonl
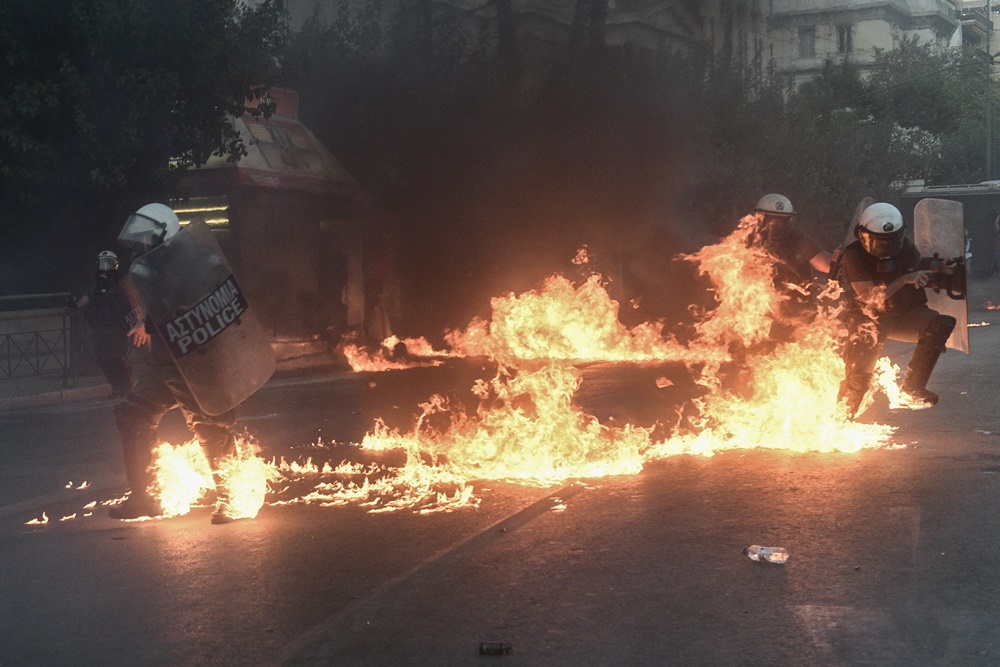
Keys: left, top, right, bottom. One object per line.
{"left": 280, "top": 7, "right": 999, "bottom": 333}
{"left": 0, "top": 0, "right": 287, "bottom": 293}
{"left": 0, "top": 0, "right": 287, "bottom": 205}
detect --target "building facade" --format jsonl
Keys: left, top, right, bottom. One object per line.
{"left": 280, "top": 1, "right": 989, "bottom": 87}
{"left": 768, "top": 1, "right": 964, "bottom": 87}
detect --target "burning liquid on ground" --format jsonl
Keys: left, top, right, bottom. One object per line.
{"left": 37, "top": 216, "right": 914, "bottom": 524}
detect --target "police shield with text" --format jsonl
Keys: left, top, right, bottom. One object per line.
{"left": 110, "top": 203, "right": 275, "bottom": 522}
{"left": 832, "top": 202, "right": 963, "bottom": 419}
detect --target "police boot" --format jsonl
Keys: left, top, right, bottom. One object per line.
{"left": 211, "top": 493, "right": 237, "bottom": 524}
{"left": 900, "top": 341, "right": 941, "bottom": 407}
{"left": 110, "top": 401, "right": 162, "bottom": 520}
{"left": 901, "top": 315, "right": 956, "bottom": 408}
{"left": 838, "top": 373, "right": 872, "bottom": 420}
{"left": 210, "top": 469, "right": 241, "bottom": 525}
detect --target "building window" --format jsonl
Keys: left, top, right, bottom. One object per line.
{"left": 838, "top": 25, "right": 853, "bottom": 54}
{"left": 799, "top": 27, "right": 816, "bottom": 59}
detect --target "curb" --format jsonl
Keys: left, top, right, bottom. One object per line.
{"left": 0, "top": 382, "right": 114, "bottom": 413}
{"left": 0, "top": 354, "right": 351, "bottom": 413}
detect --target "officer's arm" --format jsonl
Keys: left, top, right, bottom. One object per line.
{"left": 849, "top": 280, "right": 877, "bottom": 300}
{"left": 128, "top": 323, "right": 151, "bottom": 347}
{"left": 809, "top": 250, "right": 832, "bottom": 274}
{"left": 886, "top": 271, "right": 932, "bottom": 297}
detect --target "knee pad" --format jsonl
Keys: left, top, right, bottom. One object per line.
{"left": 928, "top": 315, "right": 957, "bottom": 337}
{"left": 923, "top": 315, "right": 956, "bottom": 348}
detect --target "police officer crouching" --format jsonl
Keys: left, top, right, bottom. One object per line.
{"left": 833, "top": 203, "right": 957, "bottom": 418}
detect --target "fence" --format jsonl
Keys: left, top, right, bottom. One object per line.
{"left": 0, "top": 294, "right": 101, "bottom": 388}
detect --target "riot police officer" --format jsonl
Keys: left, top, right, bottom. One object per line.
{"left": 109, "top": 204, "right": 247, "bottom": 522}
{"left": 750, "top": 194, "right": 832, "bottom": 342}
{"left": 834, "top": 202, "right": 956, "bottom": 418}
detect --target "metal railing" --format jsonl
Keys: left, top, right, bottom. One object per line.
{"left": 0, "top": 293, "right": 101, "bottom": 387}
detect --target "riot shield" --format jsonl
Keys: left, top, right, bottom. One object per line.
{"left": 913, "top": 198, "right": 969, "bottom": 353}
{"left": 129, "top": 219, "right": 276, "bottom": 415}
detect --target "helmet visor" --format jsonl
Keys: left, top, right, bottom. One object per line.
{"left": 97, "top": 255, "right": 118, "bottom": 272}
{"left": 118, "top": 212, "right": 166, "bottom": 250}
{"left": 861, "top": 230, "right": 904, "bottom": 259}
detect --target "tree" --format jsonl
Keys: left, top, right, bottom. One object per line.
{"left": 280, "top": 6, "right": 1000, "bottom": 334}
{"left": 0, "top": 0, "right": 287, "bottom": 293}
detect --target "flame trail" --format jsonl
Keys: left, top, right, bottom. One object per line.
{"left": 356, "top": 216, "right": 898, "bottom": 497}
{"left": 67, "top": 216, "right": 910, "bottom": 521}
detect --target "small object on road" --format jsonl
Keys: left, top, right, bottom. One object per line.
{"left": 743, "top": 545, "right": 789, "bottom": 564}
{"left": 479, "top": 642, "right": 513, "bottom": 655}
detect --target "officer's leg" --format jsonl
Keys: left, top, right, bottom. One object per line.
{"left": 186, "top": 409, "right": 237, "bottom": 467}
{"left": 169, "top": 377, "right": 240, "bottom": 523}
{"left": 893, "top": 308, "right": 956, "bottom": 406}
{"left": 838, "top": 312, "right": 884, "bottom": 419}
{"left": 839, "top": 345, "right": 880, "bottom": 419}
{"left": 189, "top": 411, "right": 240, "bottom": 524}
{"left": 110, "top": 391, "right": 173, "bottom": 519}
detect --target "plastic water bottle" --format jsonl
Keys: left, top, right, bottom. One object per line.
{"left": 743, "top": 545, "right": 789, "bottom": 564}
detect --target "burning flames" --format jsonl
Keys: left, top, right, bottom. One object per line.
{"left": 146, "top": 435, "right": 277, "bottom": 520}
{"left": 361, "top": 216, "right": 895, "bottom": 494}
{"left": 38, "top": 213, "right": 918, "bottom": 526}
{"left": 342, "top": 334, "right": 452, "bottom": 372}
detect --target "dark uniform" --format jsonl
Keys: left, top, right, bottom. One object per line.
{"left": 752, "top": 221, "right": 826, "bottom": 340}
{"left": 82, "top": 273, "right": 132, "bottom": 396}
{"left": 113, "top": 326, "right": 236, "bottom": 512}
{"left": 109, "top": 205, "right": 250, "bottom": 523}
{"left": 835, "top": 236, "right": 955, "bottom": 414}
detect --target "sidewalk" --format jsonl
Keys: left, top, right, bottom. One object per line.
{"left": 0, "top": 340, "right": 349, "bottom": 412}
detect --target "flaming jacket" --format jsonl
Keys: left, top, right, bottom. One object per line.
{"left": 755, "top": 225, "right": 822, "bottom": 286}
{"left": 835, "top": 237, "right": 927, "bottom": 317}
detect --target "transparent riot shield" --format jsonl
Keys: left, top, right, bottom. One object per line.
{"left": 128, "top": 219, "right": 276, "bottom": 415}
{"left": 914, "top": 198, "right": 969, "bottom": 354}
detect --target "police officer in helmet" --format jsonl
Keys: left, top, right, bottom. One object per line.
{"left": 750, "top": 194, "right": 832, "bottom": 343}
{"left": 834, "top": 202, "right": 956, "bottom": 418}
{"left": 109, "top": 203, "right": 242, "bottom": 523}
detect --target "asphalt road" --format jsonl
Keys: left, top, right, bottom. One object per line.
{"left": 3, "top": 300, "right": 1000, "bottom": 666}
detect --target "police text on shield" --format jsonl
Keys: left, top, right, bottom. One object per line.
{"left": 164, "top": 276, "right": 248, "bottom": 357}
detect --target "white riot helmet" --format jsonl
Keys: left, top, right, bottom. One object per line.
{"left": 96, "top": 250, "right": 119, "bottom": 273}
{"left": 754, "top": 193, "right": 795, "bottom": 219}
{"left": 858, "top": 202, "right": 905, "bottom": 260}
{"left": 118, "top": 203, "right": 180, "bottom": 251}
